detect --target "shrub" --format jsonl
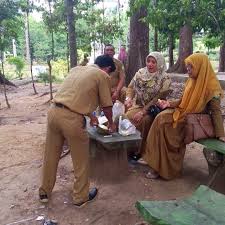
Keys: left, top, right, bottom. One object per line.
{"left": 7, "top": 56, "right": 25, "bottom": 79}
{"left": 38, "top": 72, "right": 56, "bottom": 85}
{"left": 51, "top": 59, "right": 68, "bottom": 81}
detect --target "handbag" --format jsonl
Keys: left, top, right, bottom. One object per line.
{"left": 147, "top": 105, "right": 162, "bottom": 118}
{"left": 184, "top": 114, "right": 215, "bottom": 144}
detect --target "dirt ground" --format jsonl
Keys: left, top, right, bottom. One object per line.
{"left": 0, "top": 81, "right": 224, "bottom": 225}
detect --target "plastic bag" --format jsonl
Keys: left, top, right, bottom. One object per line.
{"left": 118, "top": 116, "right": 136, "bottom": 136}
{"left": 112, "top": 100, "right": 125, "bottom": 122}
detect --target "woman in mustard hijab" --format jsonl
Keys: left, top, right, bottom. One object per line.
{"left": 143, "top": 53, "right": 225, "bottom": 179}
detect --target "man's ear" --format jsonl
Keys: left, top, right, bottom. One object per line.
{"left": 107, "top": 66, "right": 112, "bottom": 73}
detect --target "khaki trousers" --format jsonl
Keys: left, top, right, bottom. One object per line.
{"left": 39, "top": 106, "right": 89, "bottom": 204}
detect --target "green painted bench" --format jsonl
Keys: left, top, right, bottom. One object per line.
{"left": 136, "top": 185, "right": 225, "bottom": 225}
{"left": 196, "top": 138, "right": 225, "bottom": 186}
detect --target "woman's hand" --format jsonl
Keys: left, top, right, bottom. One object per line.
{"left": 132, "top": 110, "right": 146, "bottom": 125}
{"left": 156, "top": 99, "right": 170, "bottom": 109}
{"left": 112, "top": 90, "right": 119, "bottom": 103}
{"left": 108, "top": 122, "right": 117, "bottom": 133}
{"left": 124, "top": 97, "right": 133, "bottom": 110}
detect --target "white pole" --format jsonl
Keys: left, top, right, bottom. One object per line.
{"left": 12, "top": 39, "right": 17, "bottom": 57}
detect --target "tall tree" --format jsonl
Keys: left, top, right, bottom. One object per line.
{"left": 0, "top": 66, "right": 10, "bottom": 108}
{"left": 20, "top": 0, "right": 37, "bottom": 94}
{"left": 219, "top": 42, "right": 225, "bottom": 72}
{"left": 44, "top": 0, "right": 55, "bottom": 99}
{"left": 138, "top": 0, "right": 214, "bottom": 73}
{"left": 0, "top": 0, "right": 21, "bottom": 106}
{"left": 167, "top": 24, "right": 193, "bottom": 73}
{"left": 65, "top": 0, "right": 77, "bottom": 68}
{"left": 47, "top": 0, "right": 55, "bottom": 60}
{"left": 201, "top": 0, "right": 225, "bottom": 72}
{"left": 126, "top": 1, "right": 149, "bottom": 85}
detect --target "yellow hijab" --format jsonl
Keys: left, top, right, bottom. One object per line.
{"left": 173, "top": 53, "right": 223, "bottom": 127}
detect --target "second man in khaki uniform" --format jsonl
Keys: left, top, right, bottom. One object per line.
{"left": 104, "top": 44, "right": 126, "bottom": 103}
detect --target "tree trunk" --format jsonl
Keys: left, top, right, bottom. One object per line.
{"left": 48, "top": 0, "right": 55, "bottom": 60}
{"left": 1, "top": 58, "right": 10, "bottom": 108}
{"left": 66, "top": 32, "right": 70, "bottom": 72}
{"left": 154, "top": 27, "right": 158, "bottom": 51}
{"left": 47, "top": 58, "right": 53, "bottom": 100}
{"left": 0, "top": 74, "right": 16, "bottom": 86}
{"left": 26, "top": 2, "right": 37, "bottom": 95}
{"left": 218, "top": 41, "right": 225, "bottom": 72}
{"left": 25, "top": 12, "right": 30, "bottom": 63}
{"left": 167, "top": 24, "right": 193, "bottom": 73}
{"left": 0, "top": 50, "right": 15, "bottom": 87}
{"left": 126, "top": 2, "right": 149, "bottom": 85}
{"left": 168, "top": 32, "right": 174, "bottom": 68}
{"left": 65, "top": 0, "right": 77, "bottom": 68}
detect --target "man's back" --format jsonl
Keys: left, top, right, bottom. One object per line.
{"left": 54, "top": 65, "right": 112, "bottom": 115}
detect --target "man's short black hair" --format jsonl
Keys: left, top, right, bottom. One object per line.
{"left": 104, "top": 44, "right": 115, "bottom": 50}
{"left": 94, "top": 55, "right": 116, "bottom": 73}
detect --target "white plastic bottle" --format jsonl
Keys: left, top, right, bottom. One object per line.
{"left": 118, "top": 115, "right": 122, "bottom": 135}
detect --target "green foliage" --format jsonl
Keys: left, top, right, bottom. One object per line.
{"left": 7, "top": 56, "right": 25, "bottom": 79}
{"left": 75, "top": 0, "right": 123, "bottom": 49}
{"left": 38, "top": 60, "right": 68, "bottom": 84}
{"left": 199, "top": 0, "right": 225, "bottom": 43}
{"left": 42, "top": 0, "right": 66, "bottom": 33}
{"left": 7, "top": 0, "right": 127, "bottom": 62}
{"left": 203, "top": 35, "right": 220, "bottom": 52}
{"left": 77, "top": 49, "right": 85, "bottom": 63}
{"left": 0, "top": 0, "right": 20, "bottom": 22}
{"left": 17, "top": 18, "right": 68, "bottom": 62}
{"left": 41, "top": 0, "right": 124, "bottom": 54}
{"left": 38, "top": 72, "right": 56, "bottom": 85}
{"left": 0, "top": 0, "right": 22, "bottom": 53}
{"left": 51, "top": 59, "right": 68, "bottom": 81}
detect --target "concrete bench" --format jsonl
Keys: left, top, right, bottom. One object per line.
{"left": 196, "top": 138, "right": 225, "bottom": 192}
{"left": 87, "top": 125, "right": 141, "bottom": 183}
{"left": 136, "top": 185, "right": 225, "bottom": 225}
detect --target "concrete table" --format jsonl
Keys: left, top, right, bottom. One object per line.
{"left": 87, "top": 125, "right": 141, "bottom": 183}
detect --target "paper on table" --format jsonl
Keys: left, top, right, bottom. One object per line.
{"left": 98, "top": 116, "right": 108, "bottom": 125}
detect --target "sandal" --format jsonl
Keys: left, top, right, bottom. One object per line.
{"left": 146, "top": 170, "right": 159, "bottom": 179}
{"left": 137, "top": 158, "right": 148, "bottom": 165}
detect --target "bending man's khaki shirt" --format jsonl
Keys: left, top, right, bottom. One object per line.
{"left": 53, "top": 65, "right": 112, "bottom": 115}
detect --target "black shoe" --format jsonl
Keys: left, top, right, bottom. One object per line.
{"left": 129, "top": 153, "right": 141, "bottom": 161}
{"left": 74, "top": 187, "right": 98, "bottom": 208}
{"left": 39, "top": 194, "right": 49, "bottom": 203}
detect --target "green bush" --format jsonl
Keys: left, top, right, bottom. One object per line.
{"left": 7, "top": 56, "right": 25, "bottom": 79}
{"left": 51, "top": 59, "right": 68, "bottom": 81}
{"left": 38, "top": 72, "right": 56, "bottom": 85}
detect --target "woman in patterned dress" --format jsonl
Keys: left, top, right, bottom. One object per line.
{"left": 124, "top": 52, "right": 171, "bottom": 162}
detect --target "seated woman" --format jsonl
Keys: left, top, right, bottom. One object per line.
{"left": 124, "top": 52, "right": 171, "bottom": 162}
{"left": 143, "top": 53, "right": 225, "bottom": 179}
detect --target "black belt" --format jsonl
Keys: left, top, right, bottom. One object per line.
{"left": 54, "top": 103, "right": 83, "bottom": 117}
{"left": 55, "top": 102, "right": 70, "bottom": 110}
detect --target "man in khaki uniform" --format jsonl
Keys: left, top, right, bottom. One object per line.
{"left": 39, "top": 55, "right": 116, "bottom": 207}
{"left": 104, "top": 44, "right": 126, "bottom": 103}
